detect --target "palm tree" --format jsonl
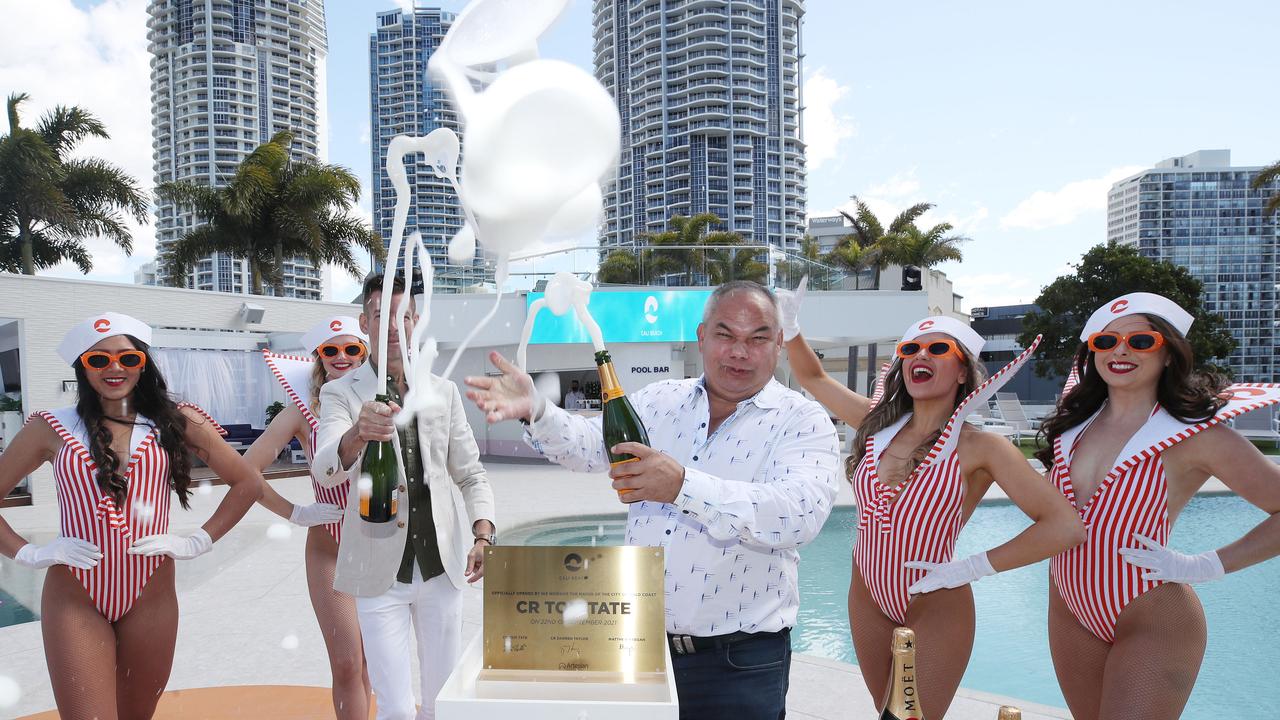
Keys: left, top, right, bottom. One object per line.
{"left": 879, "top": 222, "right": 968, "bottom": 289}
{"left": 0, "top": 93, "right": 148, "bottom": 274}
{"left": 827, "top": 197, "right": 933, "bottom": 289}
{"left": 597, "top": 248, "right": 639, "bottom": 284}
{"left": 155, "top": 131, "right": 383, "bottom": 294}
{"left": 1252, "top": 159, "right": 1280, "bottom": 217}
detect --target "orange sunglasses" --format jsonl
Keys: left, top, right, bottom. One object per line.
{"left": 896, "top": 338, "right": 963, "bottom": 361}
{"left": 1087, "top": 331, "right": 1165, "bottom": 353}
{"left": 317, "top": 342, "right": 367, "bottom": 359}
{"left": 80, "top": 350, "right": 147, "bottom": 371}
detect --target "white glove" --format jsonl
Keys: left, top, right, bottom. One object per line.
{"left": 905, "top": 551, "right": 996, "bottom": 595}
{"left": 1118, "top": 533, "right": 1225, "bottom": 584}
{"left": 289, "top": 502, "right": 344, "bottom": 527}
{"left": 14, "top": 537, "right": 102, "bottom": 570}
{"left": 775, "top": 275, "right": 807, "bottom": 342}
{"left": 128, "top": 528, "right": 214, "bottom": 561}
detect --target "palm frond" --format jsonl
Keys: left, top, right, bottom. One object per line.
{"left": 36, "top": 105, "right": 109, "bottom": 156}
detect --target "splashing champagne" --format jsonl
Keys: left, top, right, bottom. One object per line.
{"left": 359, "top": 392, "right": 399, "bottom": 523}
{"left": 596, "top": 350, "right": 648, "bottom": 496}
{"left": 880, "top": 627, "right": 924, "bottom": 720}
{"left": 996, "top": 707, "right": 1020, "bottom": 720}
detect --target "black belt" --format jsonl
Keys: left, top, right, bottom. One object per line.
{"left": 667, "top": 627, "right": 789, "bottom": 655}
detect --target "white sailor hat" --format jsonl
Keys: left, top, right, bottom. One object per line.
{"left": 899, "top": 316, "right": 985, "bottom": 357}
{"left": 57, "top": 312, "right": 153, "bottom": 366}
{"left": 1079, "top": 292, "right": 1194, "bottom": 341}
{"left": 299, "top": 316, "right": 368, "bottom": 354}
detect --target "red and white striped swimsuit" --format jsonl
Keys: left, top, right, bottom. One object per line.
{"left": 851, "top": 340, "right": 1041, "bottom": 623}
{"left": 853, "top": 418, "right": 966, "bottom": 623}
{"left": 1049, "top": 385, "right": 1280, "bottom": 642}
{"left": 264, "top": 350, "right": 347, "bottom": 544}
{"left": 31, "top": 404, "right": 213, "bottom": 622}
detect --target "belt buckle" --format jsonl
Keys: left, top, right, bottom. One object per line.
{"left": 669, "top": 634, "right": 696, "bottom": 655}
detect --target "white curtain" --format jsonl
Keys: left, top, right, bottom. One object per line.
{"left": 150, "top": 349, "right": 285, "bottom": 428}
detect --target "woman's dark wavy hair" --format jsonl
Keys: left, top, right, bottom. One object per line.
{"left": 847, "top": 344, "right": 986, "bottom": 481}
{"left": 1034, "top": 314, "right": 1228, "bottom": 467}
{"left": 74, "top": 336, "right": 194, "bottom": 510}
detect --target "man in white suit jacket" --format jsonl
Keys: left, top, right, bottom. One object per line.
{"left": 314, "top": 272, "right": 495, "bottom": 720}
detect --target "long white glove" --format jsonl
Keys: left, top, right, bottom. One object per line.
{"left": 775, "top": 275, "right": 808, "bottom": 342}
{"left": 14, "top": 537, "right": 102, "bottom": 569}
{"left": 1118, "top": 533, "right": 1225, "bottom": 583}
{"left": 128, "top": 528, "right": 213, "bottom": 561}
{"left": 905, "top": 551, "right": 995, "bottom": 595}
{"left": 289, "top": 502, "right": 344, "bottom": 527}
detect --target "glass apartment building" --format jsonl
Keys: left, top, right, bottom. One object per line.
{"left": 147, "top": 0, "right": 328, "bottom": 299}
{"left": 1107, "top": 150, "right": 1280, "bottom": 381}
{"left": 592, "top": 0, "right": 807, "bottom": 250}
{"left": 368, "top": 7, "right": 492, "bottom": 292}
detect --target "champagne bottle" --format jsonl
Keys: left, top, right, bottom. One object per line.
{"left": 879, "top": 627, "right": 924, "bottom": 720}
{"left": 595, "top": 350, "right": 649, "bottom": 495}
{"left": 358, "top": 392, "right": 399, "bottom": 523}
{"left": 996, "top": 707, "right": 1021, "bottom": 720}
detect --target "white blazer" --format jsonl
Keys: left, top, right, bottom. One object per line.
{"left": 312, "top": 362, "right": 495, "bottom": 597}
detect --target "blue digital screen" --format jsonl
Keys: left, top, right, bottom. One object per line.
{"left": 526, "top": 290, "right": 712, "bottom": 344}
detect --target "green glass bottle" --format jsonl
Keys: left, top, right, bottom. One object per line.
{"left": 358, "top": 393, "right": 398, "bottom": 523}
{"left": 595, "top": 350, "right": 649, "bottom": 496}
{"left": 879, "top": 627, "right": 924, "bottom": 720}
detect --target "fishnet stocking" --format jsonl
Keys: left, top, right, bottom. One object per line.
{"left": 41, "top": 561, "right": 178, "bottom": 720}
{"left": 306, "top": 526, "right": 371, "bottom": 720}
{"left": 849, "top": 565, "right": 975, "bottom": 718}
{"left": 1049, "top": 580, "right": 1206, "bottom": 720}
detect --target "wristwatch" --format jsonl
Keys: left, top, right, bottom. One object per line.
{"left": 474, "top": 533, "right": 497, "bottom": 546}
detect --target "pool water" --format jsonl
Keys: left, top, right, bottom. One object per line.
{"left": 507, "top": 496, "right": 1278, "bottom": 719}
{"left": 0, "top": 588, "right": 36, "bottom": 627}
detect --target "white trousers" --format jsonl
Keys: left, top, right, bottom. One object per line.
{"left": 355, "top": 566, "right": 463, "bottom": 720}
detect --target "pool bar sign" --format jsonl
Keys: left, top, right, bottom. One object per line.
{"left": 526, "top": 290, "right": 711, "bottom": 344}
{"left": 482, "top": 546, "right": 666, "bottom": 681}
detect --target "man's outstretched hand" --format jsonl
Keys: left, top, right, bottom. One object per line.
{"left": 464, "top": 351, "right": 540, "bottom": 424}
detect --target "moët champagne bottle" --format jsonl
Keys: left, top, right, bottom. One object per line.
{"left": 359, "top": 392, "right": 398, "bottom": 523}
{"left": 595, "top": 349, "right": 649, "bottom": 495}
{"left": 879, "top": 626, "right": 924, "bottom": 720}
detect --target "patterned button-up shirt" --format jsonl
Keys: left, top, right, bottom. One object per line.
{"left": 526, "top": 377, "right": 840, "bottom": 636}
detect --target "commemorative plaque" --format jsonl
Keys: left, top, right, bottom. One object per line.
{"left": 482, "top": 546, "right": 666, "bottom": 682}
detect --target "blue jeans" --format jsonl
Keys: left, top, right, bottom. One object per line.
{"left": 671, "top": 628, "right": 792, "bottom": 720}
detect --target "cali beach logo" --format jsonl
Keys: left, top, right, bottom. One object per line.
{"left": 917, "top": 320, "right": 934, "bottom": 331}
{"left": 641, "top": 295, "right": 662, "bottom": 337}
{"left": 93, "top": 318, "right": 112, "bottom": 333}
{"left": 1110, "top": 299, "right": 1129, "bottom": 314}
{"left": 330, "top": 319, "right": 343, "bottom": 332}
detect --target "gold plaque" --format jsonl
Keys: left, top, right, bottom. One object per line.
{"left": 482, "top": 546, "right": 665, "bottom": 682}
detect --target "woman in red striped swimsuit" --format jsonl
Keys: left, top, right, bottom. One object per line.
{"left": 244, "top": 315, "right": 370, "bottom": 719}
{"left": 0, "top": 312, "right": 262, "bottom": 719}
{"left": 1037, "top": 292, "right": 1280, "bottom": 720}
{"left": 779, "top": 288, "right": 1083, "bottom": 716}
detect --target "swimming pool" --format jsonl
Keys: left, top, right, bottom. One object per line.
{"left": 506, "top": 495, "right": 1277, "bottom": 719}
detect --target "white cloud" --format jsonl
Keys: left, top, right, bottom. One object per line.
{"left": 1000, "top": 165, "right": 1145, "bottom": 231}
{"left": 867, "top": 170, "right": 920, "bottom": 200}
{"left": 801, "top": 68, "right": 855, "bottom": 172}
{"left": 0, "top": 0, "right": 154, "bottom": 283}
{"left": 950, "top": 272, "right": 1042, "bottom": 309}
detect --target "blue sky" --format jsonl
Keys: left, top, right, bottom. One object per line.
{"left": 9, "top": 0, "right": 1279, "bottom": 307}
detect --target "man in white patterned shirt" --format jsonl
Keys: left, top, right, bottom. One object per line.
{"left": 465, "top": 281, "right": 840, "bottom": 719}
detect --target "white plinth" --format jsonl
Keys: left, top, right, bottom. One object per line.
{"left": 436, "top": 635, "right": 679, "bottom": 720}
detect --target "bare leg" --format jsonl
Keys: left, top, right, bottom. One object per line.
{"left": 902, "top": 582, "right": 975, "bottom": 719}
{"left": 847, "top": 565, "right": 898, "bottom": 706}
{"left": 41, "top": 566, "right": 120, "bottom": 720}
{"left": 114, "top": 560, "right": 178, "bottom": 719}
{"left": 306, "top": 527, "right": 372, "bottom": 720}
{"left": 1047, "top": 579, "right": 1109, "bottom": 720}
{"left": 1098, "top": 583, "right": 1206, "bottom": 720}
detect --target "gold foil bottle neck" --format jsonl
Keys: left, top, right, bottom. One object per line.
{"left": 891, "top": 626, "right": 916, "bottom": 653}
{"left": 997, "top": 707, "right": 1021, "bottom": 720}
